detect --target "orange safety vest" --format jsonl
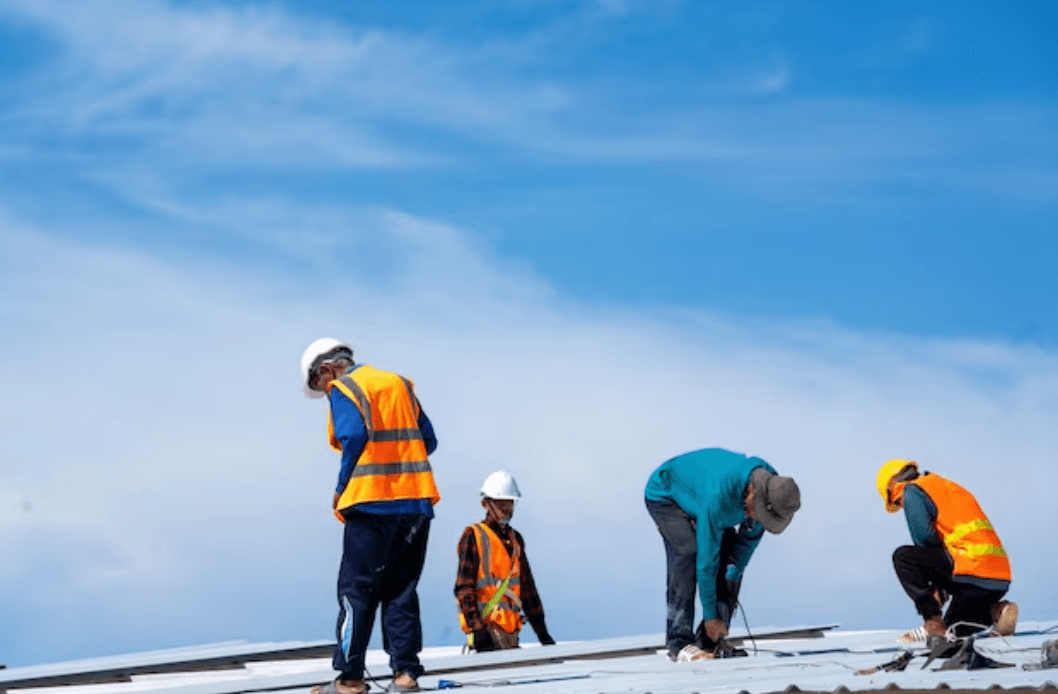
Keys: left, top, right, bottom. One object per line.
{"left": 459, "top": 523, "right": 523, "bottom": 635}
{"left": 893, "top": 473, "right": 1011, "bottom": 582}
{"left": 326, "top": 365, "right": 440, "bottom": 521}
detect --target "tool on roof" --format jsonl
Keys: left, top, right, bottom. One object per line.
{"left": 712, "top": 638, "right": 749, "bottom": 659}
{"left": 933, "top": 635, "right": 1014, "bottom": 671}
{"left": 855, "top": 649, "right": 915, "bottom": 675}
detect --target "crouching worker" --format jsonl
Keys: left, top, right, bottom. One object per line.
{"left": 455, "top": 471, "right": 556, "bottom": 652}
{"left": 877, "top": 458, "right": 1017, "bottom": 641}
{"left": 645, "top": 448, "right": 801, "bottom": 663}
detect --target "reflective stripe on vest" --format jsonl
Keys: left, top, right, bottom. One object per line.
{"left": 459, "top": 523, "right": 523, "bottom": 635}
{"left": 896, "top": 473, "right": 1011, "bottom": 582}
{"left": 326, "top": 365, "right": 440, "bottom": 520}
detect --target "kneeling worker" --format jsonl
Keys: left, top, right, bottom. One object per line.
{"left": 645, "top": 448, "right": 801, "bottom": 663}
{"left": 455, "top": 471, "right": 556, "bottom": 651}
{"left": 877, "top": 458, "right": 1017, "bottom": 640}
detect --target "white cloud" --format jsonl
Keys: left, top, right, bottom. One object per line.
{"left": 2, "top": 0, "right": 549, "bottom": 168}
{"left": 4, "top": 0, "right": 1055, "bottom": 205}
{"left": 1, "top": 202, "right": 1056, "bottom": 665}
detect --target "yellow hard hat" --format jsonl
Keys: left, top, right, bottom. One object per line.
{"left": 876, "top": 458, "right": 918, "bottom": 513}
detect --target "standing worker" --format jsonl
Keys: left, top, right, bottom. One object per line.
{"left": 645, "top": 448, "right": 801, "bottom": 662}
{"left": 301, "top": 338, "right": 440, "bottom": 694}
{"left": 455, "top": 471, "right": 556, "bottom": 652}
{"left": 877, "top": 458, "right": 1017, "bottom": 641}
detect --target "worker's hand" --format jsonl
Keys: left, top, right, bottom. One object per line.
{"left": 704, "top": 619, "right": 728, "bottom": 642}
{"left": 538, "top": 630, "right": 556, "bottom": 646}
{"left": 332, "top": 493, "right": 340, "bottom": 510}
{"left": 472, "top": 628, "right": 496, "bottom": 652}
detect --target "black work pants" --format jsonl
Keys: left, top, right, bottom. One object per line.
{"left": 892, "top": 545, "right": 1007, "bottom": 637}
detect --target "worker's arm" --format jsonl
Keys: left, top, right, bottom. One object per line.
{"left": 515, "top": 531, "right": 555, "bottom": 645}
{"left": 725, "top": 519, "right": 764, "bottom": 584}
{"left": 417, "top": 405, "right": 437, "bottom": 456}
{"left": 903, "top": 484, "right": 941, "bottom": 547}
{"left": 454, "top": 527, "right": 486, "bottom": 632}
{"left": 329, "top": 388, "right": 367, "bottom": 495}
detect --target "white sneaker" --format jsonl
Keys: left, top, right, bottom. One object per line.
{"left": 897, "top": 625, "right": 928, "bottom": 643}
{"left": 674, "top": 644, "right": 714, "bottom": 662}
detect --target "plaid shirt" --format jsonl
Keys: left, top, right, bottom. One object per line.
{"left": 454, "top": 519, "right": 550, "bottom": 639}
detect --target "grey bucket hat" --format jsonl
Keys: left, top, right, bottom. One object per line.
{"left": 750, "top": 467, "right": 801, "bottom": 534}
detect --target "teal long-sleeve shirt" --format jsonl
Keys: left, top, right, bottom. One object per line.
{"left": 645, "top": 448, "right": 772, "bottom": 620}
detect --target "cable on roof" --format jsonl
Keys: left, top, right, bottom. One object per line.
{"left": 736, "top": 598, "right": 758, "bottom": 656}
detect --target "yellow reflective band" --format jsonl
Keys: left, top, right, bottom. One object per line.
{"left": 960, "top": 543, "right": 1007, "bottom": 558}
{"left": 948, "top": 518, "right": 993, "bottom": 544}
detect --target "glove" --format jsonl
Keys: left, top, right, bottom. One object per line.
{"left": 538, "top": 630, "right": 556, "bottom": 646}
{"left": 704, "top": 618, "right": 728, "bottom": 642}
{"left": 472, "top": 628, "right": 496, "bottom": 652}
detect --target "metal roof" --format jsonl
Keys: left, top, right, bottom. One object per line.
{"left": 3, "top": 621, "right": 1056, "bottom": 694}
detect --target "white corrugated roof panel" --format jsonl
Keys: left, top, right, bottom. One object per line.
{"left": 3, "top": 621, "right": 1056, "bottom": 694}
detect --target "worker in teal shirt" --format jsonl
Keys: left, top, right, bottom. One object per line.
{"left": 645, "top": 448, "right": 802, "bottom": 662}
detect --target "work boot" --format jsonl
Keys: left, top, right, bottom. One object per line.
{"left": 991, "top": 600, "right": 1018, "bottom": 637}
{"left": 387, "top": 673, "right": 419, "bottom": 692}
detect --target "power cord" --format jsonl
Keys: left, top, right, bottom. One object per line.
{"left": 736, "top": 599, "right": 758, "bottom": 656}
{"left": 363, "top": 665, "right": 386, "bottom": 690}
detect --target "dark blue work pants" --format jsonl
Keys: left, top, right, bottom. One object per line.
{"left": 645, "top": 498, "right": 739, "bottom": 656}
{"left": 333, "top": 511, "right": 431, "bottom": 680}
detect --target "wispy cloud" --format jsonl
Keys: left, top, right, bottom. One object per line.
{"left": 2, "top": 201, "right": 1056, "bottom": 664}
{"left": 2, "top": 0, "right": 537, "bottom": 167}
{"left": 3, "top": 0, "right": 1055, "bottom": 204}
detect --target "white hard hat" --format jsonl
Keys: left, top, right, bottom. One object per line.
{"left": 300, "top": 337, "right": 352, "bottom": 399}
{"left": 480, "top": 471, "right": 521, "bottom": 501}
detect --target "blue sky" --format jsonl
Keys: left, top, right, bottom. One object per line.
{"left": 1, "top": 0, "right": 1057, "bottom": 668}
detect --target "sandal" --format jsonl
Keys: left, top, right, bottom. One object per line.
{"left": 311, "top": 679, "right": 370, "bottom": 694}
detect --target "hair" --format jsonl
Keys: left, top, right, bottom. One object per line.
{"left": 310, "top": 347, "right": 354, "bottom": 383}
{"left": 893, "top": 465, "right": 920, "bottom": 484}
